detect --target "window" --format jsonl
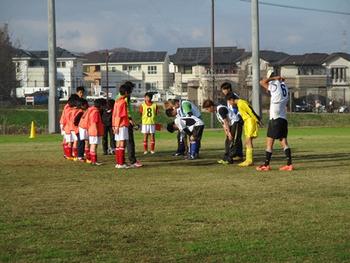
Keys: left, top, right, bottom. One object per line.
{"left": 331, "top": 67, "right": 347, "bottom": 82}
{"left": 122, "top": 65, "right": 141, "bottom": 71}
{"left": 58, "top": 79, "right": 65, "bottom": 86}
{"left": 95, "top": 65, "right": 101, "bottom": 72}
{"left": 83, "top": 66, "right": 89, "bottom": 73}
{"left": 16, "top": 62, "right": 20, "bottom": 73}
{"left": 145, "top": 82, "right": 157, "bottom": 91}
{"left": 148, "top": 65, "right": 157, "bottom": 74}
{"left": 183, "top": 66, "right": 192, "bottom": 74}
{"left": 111, "top": 67, "right": 116, "bottom": 72}
{"left": 57, "top": 61, "right": 66, "bottom": 68}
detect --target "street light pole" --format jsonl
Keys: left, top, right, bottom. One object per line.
{"left": 251, "top": 0, "right": 261, "bottom": 116}
{"left": 105, "top": 50, "right": 110, "bottom": 101}
{"left": 210, "top": 0, "right": 216, "bottom": 128}
{"left": 48, "top": 0, "right": 58, "bottom": 133}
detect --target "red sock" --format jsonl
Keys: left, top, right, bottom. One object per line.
{"left": 150, "top": 140, "right": 155, "bottom": 151}
{"left": 143, "top": 140, "right": 148, "bottom": 152}
{"left": 62, "top": 143, "right": 67, "bottom": 156}
{"left": 65, "top": 145, "right": 72, "bottom": 158}
{"left": 115, "top": 147, "right": 119, "bottom": 164}
{"left": 73, "top": 147, "right": 78, "bottom": 157}
{"left": 84, "top": 148, "right": 90, "bottom": 160}
{"left": 120, "top": 147, "right": 125, "bottom": 165}
{"left": 90, "top": 152, "right": 97, "bottom": 163}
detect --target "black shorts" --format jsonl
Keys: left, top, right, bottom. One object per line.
{"left": 267, "top": 118, "right": 288, "bottom": 139}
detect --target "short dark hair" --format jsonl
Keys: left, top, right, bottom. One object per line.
{"left": 67, "top": 94, "right": 80, "bottom": 107}
{"left": 167, "top": 122, "right": 175, "bottom": 133}
{"left": 145, "top": 92, "right": 153, "bottom": 100}
{"left": 76, "top": 86, "right": 85, "bottom": 93}
{"left": 221, "top": 82, "right": 232, "bottom": 91}
{"left": 94, "top": 98, "right": 104, "bottom": 108}
{"left": 119, "top": 84, "right": 129, "bottom": 96}
{"left": 202, "top": 99, "right": 214, "bottom": 109}
{"left": 165, "top": 108, "right": 175, "bottom": 117}
{"left": 225, "top": 92, "right": 239, "bottom": 101}
{"left": 81, "top": 98, "right": 88, "bottom": 109}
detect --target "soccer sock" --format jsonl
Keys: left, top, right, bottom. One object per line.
{"left": 62, "top": 143, "right": 67, "bottom": 156}
{"left": 143, "top": 140, "right": 148, "bottom": 152}
{"left": 65, "top": 145, "right": 72, "bottom": 158}
{"left": 150, "top": 139, "right": 155, "bottom": 151}
{"left": 115, "top": 147, "right": 120, "bottom": 164}
{"left": 264, "top": 150, "right": 272, "bottom": 166}
{"left": 246, "top": 148, "right": 253, "bottom": 163}
{"left": 73, "top": 147, "right": 78, "bottom": 158}
{"left": 120, "top": 147, "right": 125, "bottom": 165}
{"left": 284, "top": 147, "right": 292, "bottom": 165}
{"left": 85, "top": 148, "right": 91, "bottom": 160}
{"left": 190, "top": 141, "right": 197, "bottom": 156}
{"left": 90, "top": 151, "right": 97, "bottom": 163}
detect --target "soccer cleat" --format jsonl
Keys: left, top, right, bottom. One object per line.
{"left": 73, "top": 157, "right": 78, "bottom": 162}
{"left": 256, "top": 165, "right": 271, "bottom": 171}
{"left": 172, "top": 152, "right": 184, "bottom": 157}
{"left": 279, "top": 164, "right": 294, "bottom": 171}
{"left": 217, "top": 159, "right": 229, "bottom": 165}
{"left": 238, "top": 160, "right": 253, "bottom": 167}
{"left": 232, "top": 156, "right": 243, "bottom": 161}
{"left": 77, "top": 157, "right": 85, "bottom": 163}
{"left": 85, "top": 159, "right": 92, "bottom": 164}
{"left": 150, "top": 151, "right": 155, "bottom": 154}
{"left": 130, "top": 160, "right": 143, "bottom": 168}
{"left": 143, "top": 151, "right": 148, "bottom": 155}
{"left": 115, "top": 164, "right": 129, "bottom": 169}
{"left": 66, "top": 157, "right": 74, "bottom": 161}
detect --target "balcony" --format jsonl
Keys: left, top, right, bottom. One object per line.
{"left": 295, "top": 75, "right": 327, "bottom": 88}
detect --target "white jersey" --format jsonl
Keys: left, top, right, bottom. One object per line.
{"left": 176, "top": 100, "right": 201, "bottom": 118}
{"left": 268, "top": 80, "right": 289, "bottom": 120}
{"left": 175, "top": 116, "right": 204, "bottom": 133}
{"left": 216, "top": 105, "right": 240, "bottom": 126}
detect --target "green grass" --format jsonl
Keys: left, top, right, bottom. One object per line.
{"left": 1, "top": 128, "right": 350, "bottom": 262}
{"left": 1, "top": 107, "right": 350, "bottom": 134}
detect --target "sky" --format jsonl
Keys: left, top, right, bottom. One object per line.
{"left": 0, "top": 0, "right": 350, "bottom": 55}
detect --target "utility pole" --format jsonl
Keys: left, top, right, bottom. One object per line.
{"left": 48, "top": 0, "right": 58, "bottom": 133}
{"left": 105, "top": 50, "right": 109, "bottom": 100}
{"left": 251, "top": 0, "right": 261, "bottom": 117}
{"left": 210, "top": 0, "right": 216, "bottom": 128}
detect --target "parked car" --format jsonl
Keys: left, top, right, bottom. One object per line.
{"left": 295, "top": 103, "right": 313, "bottom": 112}
{"left": 86, "top": 91, "right": 107, "bottom": 101}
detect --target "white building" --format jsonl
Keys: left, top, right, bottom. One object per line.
{"left": 323, "top": 53, "right": 350, "bottom": 104}
{"left": 13, "top": 47, "right": 84, "bottom": 99}
{"left": 83, "top": 51, "right": 170, "bottom": 99}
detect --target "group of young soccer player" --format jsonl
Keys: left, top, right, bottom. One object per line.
{"left": 60, "top": 70, "right": 293, "bottom": 171}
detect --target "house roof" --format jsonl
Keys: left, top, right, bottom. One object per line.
{"left": 240, "top": 50, "right": 289, "bottom": 63}
{"left": 170, "top": 47, "right": 245, "bottom": 66}
{"left": 13, "top": 47, "right": 81, "bottom": 59}
{"left": 274, "top": 53, "right": 329, "bottom": 66}
{"left": 324, "top": 52, "right": 350, "bottom": 63}
{"left": 84, "top": 51, "right": 167, "bottom": 64}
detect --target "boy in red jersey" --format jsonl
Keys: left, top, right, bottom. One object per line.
{"left": 78, "top": 99, "right": 92, "bottom": 162}
{"left": 87, "top": 99, "right": 104, "bottom": 165}
{"left": 112, "top": 84, "right": 130, "bottom": 169}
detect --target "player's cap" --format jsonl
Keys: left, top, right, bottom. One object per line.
{"left": 266, "top": 69, "right": 275, "bottom": 78}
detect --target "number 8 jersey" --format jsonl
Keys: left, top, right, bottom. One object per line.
{"left": 268, "top": 80, "right": 289, "bottom": 120}
{"left": 141, "top": 102, "right": 157, "bottom": 125}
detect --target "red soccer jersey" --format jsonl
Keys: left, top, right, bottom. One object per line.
{"left": 60, "top": 103, "right": 70, "bottom": 126}
{"left": 87, "top": 106, "right": 104, "bottom": 137}
{"left": 79, "top": 107, "right": 91, "bottom": 130}
{"left": 63, "top": 106, "right": 75, "bottom": 134}
{"left": 112, "top": 97, "right": 129, "bottom": 128}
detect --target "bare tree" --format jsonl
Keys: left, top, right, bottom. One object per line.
{"left": 0, "top": 24, "right": 17, "bottom": 101}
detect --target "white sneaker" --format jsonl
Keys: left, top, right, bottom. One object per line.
{"left": 150, "top": 151, "right": 155, "bottom": 154}
{"left": 143, "top": 151, "right": 148, "bottom": 155}
{"left": 115, "top": 164, "right": 129, "bottom": 169}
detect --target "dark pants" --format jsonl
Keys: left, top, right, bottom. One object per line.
{"left": 193, "top": 125, "right": 204, "bottom": 155}
{"left": 223, "top": 121, "right": 243, "bottom": 162}
{"left": 127, "top": 124, "right": 137, "bottom": 164}
{"left": 77, "top": 133, "right": 85, "bottom": 158}
{"left": 102, "top": 125, "right": 116, "bottom": 154}
{"left": 176, "top": 131, "right": 187, "bottom": 154}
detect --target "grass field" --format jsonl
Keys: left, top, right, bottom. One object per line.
{"left": 1, "top": 127, "right": 350, "bottom": 262}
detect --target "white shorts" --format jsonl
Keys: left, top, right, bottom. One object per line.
{"left": 65, "top": 133, "right": 73, "bottom": 143}
{"left": 114, "top": 127, "right": 129, "bottom": 141}
{"left": 89, "top": 136, "right": 101, "bottom": 145}
{"left": 60, "top": 124, "right": 65, "bottom": 136}
{"left": 141, "top": 124, "right": 155, "bottom": 134}
{"left": 72, "top": 131, "right": 78, "bottom": 141}
{"left": 79, "top": 127, "right": 89, "bottom": 140}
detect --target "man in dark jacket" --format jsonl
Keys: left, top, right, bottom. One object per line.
{"left": 102, "top": 99, "right": 116, "bottom": 155}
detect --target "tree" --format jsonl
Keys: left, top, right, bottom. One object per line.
{"left": 0, "top": 24, "right": 17, "bottom": 101}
